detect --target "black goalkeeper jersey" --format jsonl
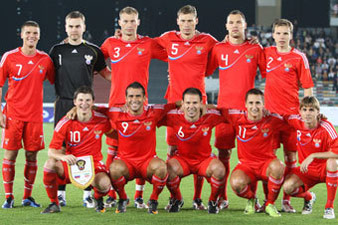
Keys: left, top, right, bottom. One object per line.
{"left": 49, "top": 40, "right": 106, "bottom": 99}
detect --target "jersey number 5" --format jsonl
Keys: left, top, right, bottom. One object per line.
{"left": 171, "top": 44, "right": 179, "bottom": 55}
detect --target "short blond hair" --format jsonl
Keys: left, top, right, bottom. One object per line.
{"left": 119, "top": 6, "right": 138, "bottom": 17}
{"left": 300, "top": 96, "right": 320, "bottom": 111}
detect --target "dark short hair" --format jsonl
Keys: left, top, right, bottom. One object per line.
{"left": 227, "top": 10, "right": 246, "bottom": 22}
{"left": 65, "top": 11, "right": 85, "bottom": 23}
{"left": 126, "top": 82, "right": 145, "bottom": 96}
{"left": 182, "top": 87, "right": 202, "bottom": 101}
{"left": 21, "top": 20, "right": 39, "bottom": 31}
{"left": 245, "top": 88, "right": 264, "bottom": 101}
{"left": 177, "top": 5, "right": 197, "bottom": 17}
{"left": 73, "top": 86, "right": 95, "bottom": 100}
{"left": 272, "top": 18, "right": 293, "bottom": 33}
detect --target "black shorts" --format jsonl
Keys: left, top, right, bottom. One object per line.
{"left": 54, "top": 98, "right": 74, "bottom": 127}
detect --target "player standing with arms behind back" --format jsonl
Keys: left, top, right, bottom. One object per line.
{"left": 156, "top": 5, "right": 218, "bottom": 209}
{"left": 206, "top": 10, "right": 266, "bottom": 209}
{"left": 0, "top": 21, "right": 55, "bottom": 208}
{"left": 101, "top": 6, "right": 167, "bottom": 209}
{"left": 264, "top": 19, "right": 314, "bottom": 212}
{"left": 49, "top": 11, "right": 110, "bottom": 208}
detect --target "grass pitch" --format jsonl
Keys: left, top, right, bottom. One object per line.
{"left": 0, "top": 124, "right": 337, "bottom": 225}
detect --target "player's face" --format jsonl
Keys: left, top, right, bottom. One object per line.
{"left": 226, "top": 14, "right": 246, "bottom": 39}
{"left": 119, "top": 13, "right": 140, "bottom": 36}
{"left": 74, "top": 93, "right": 94, "bottom": 115}
{"left": 182, "top": 94, "right": 202, "bottom": 121}
{"left": 177, "top": 13, "right": 198, "bottom": 37}
{"left": 65, "top": 18, "right": 86, "bottom": 42}
{"left": 300, "top": 106, "right": 319, "bottom": 128}
{"left": 126, "top": 88, "right": 145, "bottom": 114}
{"left": 245, "top": 94, "right": 264, "bottom": 120}
{"left": 273, "top": 25, "right": 292, "bottom": 49}
{"left": 21, "top": 26, "right": 40, "bottom": 49}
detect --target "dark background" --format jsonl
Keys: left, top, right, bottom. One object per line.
{"left": 0, "top": 0, "right": 332, "bottom": 103}
{"left": 0, "top": 0, "right": 330, "bottom": 53}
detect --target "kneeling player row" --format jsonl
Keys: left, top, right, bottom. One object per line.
{"left": 39, "top": 84, "right": 338, "bottom": 218}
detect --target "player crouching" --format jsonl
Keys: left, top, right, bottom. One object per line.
{"left": 282, "top": 96, "right": 338, "bottom": 219}
{"left": 41, "top": 86, "right": 113, "bottom": 214}
{"left": 228, "top": 89, "right": 286, "bottom": 217}
{"left": 160, "top": 88, "right": 226, "bottom": 214}
{"left": 108, "top": 82, "right": 178, "bottom": 214}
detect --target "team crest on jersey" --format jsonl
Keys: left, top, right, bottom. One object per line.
{"left": 261, "top": 128, "right": 269, "bottom": 138}
{"left": 195, "top": 46, "right": 203, "bottom": 55}
{"left": 84, "top": 55, "right": 93, "bottom": 65}
{"left": 94, "top": 130, "right": 102, "bottom": 139}
{"left": 137, "top": 48, "right": 145, "bottom": 55}
{"left": 144, "top": 121, "right": 152, "bottom": 131}
{"left": 76, "top": 159, "right": 86, "bottom": 170}
{"left": 38, "top": 65, "right": 44, "bottom": 74}
{"left": 245, "top": 55, "right": 253, "bottom": 63}
{"left": 284, "top": 63, "right": 292, "bottom": 72}
{"left": 202, "top": 127, "right": 210, "bottom": 136}
{"left": 313, "top": 139, "right": 321, "bottom": 148}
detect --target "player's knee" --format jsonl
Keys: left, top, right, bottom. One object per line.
{"left": 210, "top": 161, "right": 225, "bottom": 179}
{"left": 230, "top": 176, "right": 246, "bottom": 193}
{"left": 109, "top": 161, "right": 126, "bottom": 179}
{"left": 327, "top": 158, "right": 337, "bottom": 171}
{"left": 44, "top": 158, "right": 57, "bottom": 170}
{"left": 25, "top": 150, "right": 38, "bottom": 161}
{"left": 96, "top": 175, "right": 111, "bottom": 193}
{"left": 282, "top": 179, "right": 295, "bottom": 195}
{"left": 152, "top": 160, "right": 167, "bottom": 178}
{"left": 269, "top": 160, "right": 285, "bottom": 179}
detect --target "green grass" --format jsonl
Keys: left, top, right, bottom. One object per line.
{"left": 0, "top": 124, "right": 337, "bottom": 225}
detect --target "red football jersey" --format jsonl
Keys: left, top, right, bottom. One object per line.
{"left": 0, "top": 48, "right": 55, "bottom": 122}
{"left": 156, "top": 31, "right": 217, "bottom": 103}
{"left": 158, "top": 109, "right": 226, "bottom": 161}
{"left": 101, "top": 35, "right": 167, "bottom": 106}
{"left": 107, "top": 104, "right": 176, "bottom": 162}
{"left": 50, "top": 111, "right": 111, "bottom": 162}
{"left": 264, "top": 46, "right": 314, "bottom": 114}
{"left": 207, "top": 41, "right": 266, "bottom": 109}
{"left": 286, "top": 115, "right": 338, "bottom": 166}
{"left": 227, "top": 109, "right": 287, "bottom": 167}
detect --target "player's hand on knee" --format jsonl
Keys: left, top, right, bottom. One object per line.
{"left": 300, "top": 155, "right": 314, "bottom": 173}
{"left": 62, "top": 154, "right": 77, "bottom": 165}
